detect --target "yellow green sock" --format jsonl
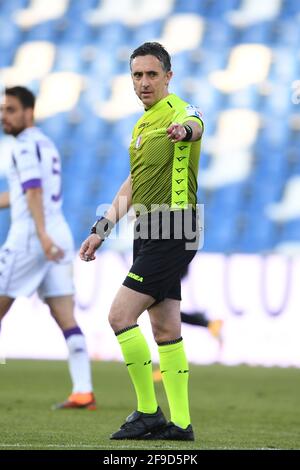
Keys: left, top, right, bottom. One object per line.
{"left": 116, "top": 325, "right": 157, "bottom": 414}
{"left": 158, "top": 338, "right": 191, "bottom": 429}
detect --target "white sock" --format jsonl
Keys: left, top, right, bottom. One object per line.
{"left": 64, "top": 327, "right": 93, "bottom": 394}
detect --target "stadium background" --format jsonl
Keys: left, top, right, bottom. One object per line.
{"left": 0, "top": 0, "right": 300, "bottom": 366}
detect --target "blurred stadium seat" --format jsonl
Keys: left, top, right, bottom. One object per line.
{"left": 0, "top": 0, "right": 299, "bottom": 253}
{"left": 0, "top": 41, "right": 55, "bottom": 86}
{"left": 13, "top": 0, "right": 69, "bottom": 28}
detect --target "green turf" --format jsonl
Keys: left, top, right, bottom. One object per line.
{"left": 0, "top": 360, "right": 299, "bottom": 450}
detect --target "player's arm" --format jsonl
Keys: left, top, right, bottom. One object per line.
{"left": 15, "top": 139, "right": 62, "bottom": 260}
{"left": 0, "top": 191, "right": 10, "bottom": 209}
{"left": 26, "top": 187, "right": 63, "bottom": 261}
{"left": 167, "top": 119, "right": 203, "bottom": 143}
{"left": 79, "top": 174, "right": 132, "bottom": 262}
{"left": 184, "top": 119, "right": 203, "bottom": 141}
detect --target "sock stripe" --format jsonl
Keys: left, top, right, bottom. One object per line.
{"left": 115, "top": 324, "right": 138, "bottom": 336}
{"left": 161, "top": 369, "right": 189, "bottom": 374}
{"left": 157, "top": 336, "right": 183, "bottom": 346}
{"left": 126, "top": 359, "right": 152, "bottom": 367}
{"left": 63, "top": 326, "right": 83, "bottom": 339}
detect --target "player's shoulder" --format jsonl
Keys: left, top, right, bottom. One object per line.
{"left": 19, "top": 127, "right": 55, "bottom": 151}
{"left": 184, "top": 103, "right": 203, "bottom": 120}
{"left": 14, "top": 127, "right": 52, "bottom": 161}
{"left": 16, "top": 127, "right": 41, "bottom": 147}
{"left": 170, "top": 94, "right": 203, "bottom": 119}
{"left": 164, "top": 93, "right": 187, "bottom": 109}
{"left": 13, "top": 128, "right": 35, "bottom": 156}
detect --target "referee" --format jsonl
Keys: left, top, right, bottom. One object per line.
{"left": 80, "top": 42, "right": 203, "bottom": 441}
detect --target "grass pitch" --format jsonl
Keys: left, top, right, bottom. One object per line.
{"left": 0, "top": 360, "right": 299, "bottom": 450}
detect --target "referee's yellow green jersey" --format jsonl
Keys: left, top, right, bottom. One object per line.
{"left": 129, "top": 93, "right": 203, "bottom": 214}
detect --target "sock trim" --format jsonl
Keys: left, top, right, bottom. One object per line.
{"left": 115, "top": 324, "right": 138, "bottom": 336}
{"left": 63, "top": 326, "right": 82, "bottom": 339}
{"left": 157, "top": 336, "right": 183, "bottom": 346}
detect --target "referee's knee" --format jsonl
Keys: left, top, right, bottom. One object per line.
{"left": 152, "top": 324, "right": 181, "bottom": 344}
{"left": 108, "top": 309, "right": 121, "bottom": 332}
{"left": 108, "top": 305, "right": 135, "bottom": 333}
{"left": 153, "top": 330, "right": 171, "bottom": 344}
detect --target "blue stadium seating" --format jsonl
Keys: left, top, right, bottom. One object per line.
{"left": 25, "top": 20, "right": 60, "bottom": 42}
{"left": 174, "top": 0, "right": 206, "bottom": 15}
{"left": 201, "top": 20, "right": 233, "bottom": 48}
{"left": 39, "top": 113, "right": 71, "bottom": 144}
{"left": 131, "top": 20, "right": 163, "bottom": 47}
{"left": 280, "top": 219, "right": 300, "bottom": 243}
{"left": 239, "top": 21, "right": 273, "bottom": 44}
{"left": 0, "top": 0, "right": 28, "bottom": 14}
{"left": 237, "top": 215, "right": 277, "bottom": 253}
{"left": 53, "top": 42, "right": 84, "bottom": 72}
{"left": 280, "top": 0, "right": 300, "bottom": 18}
{"left": 0, "top": 0, "right": 299, "bottom": 253}
{"left": 0, "top": 14, "right": 22, "bottom": 52}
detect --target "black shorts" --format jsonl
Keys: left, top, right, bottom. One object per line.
{"left": 123, "top": 209, "right": 199, "bottom": 304}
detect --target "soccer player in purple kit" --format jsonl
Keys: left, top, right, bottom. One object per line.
{"left": 0, "top": 86, "right": 95, "bottom": 410}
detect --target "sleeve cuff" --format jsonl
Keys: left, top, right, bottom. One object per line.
{"left": 22, "top": 178, "right": 42, "bottom": 192}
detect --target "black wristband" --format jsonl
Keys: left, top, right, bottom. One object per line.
{"left": 90, "top": 216, "right": 114, "bottom": 239}
{"left": 182, "top": 124, "right": 193, "bottom": 141}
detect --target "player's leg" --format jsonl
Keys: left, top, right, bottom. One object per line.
{"left": 45, "top": 294, "right": 95, "bottom": 409}
{"left": 0, "top": 246, "right": 18, "bottom": 321}
{"left": 0, "top": 246, "right": 18, "bottom": 333}
{"left": 0, "top": 296, "right": 14, "bottom": 321}
{"left": 109, "top": 285, "right": 166, "bottom": 439}
{"left": 110, "top": 224, "right": 196, "bottom": 440}
{"left": 208, "top": 319, "right": 223, "bottom": 340}
{"left": 181, "top": 312, "right": 223, "bottom": 339}
{"left": 153, "top": 312, "right": 217, "bottom": 381}
{"left": 40, "top": 261, "right": 95, "bottom": 410}
{"left": 0, "top": 296, "right": 14, "bottom": 352}
{"left": 0, "top": 297, "right": 14, "bottom": 363}
{"left": 147, "top": 298, "right": 194, "bottom": 440}
{"left": 182, "top": 312, "right": 224, "bottom": 341}
{"left": 181, "top": 311, "right": 209, "bottom": 327}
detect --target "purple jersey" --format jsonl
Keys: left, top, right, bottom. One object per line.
{"left": 8, "top": 126, "right": 62, "bottom": 223}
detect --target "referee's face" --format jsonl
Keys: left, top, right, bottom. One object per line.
{"left": 0, "top": 95, "right": 33, "bottom": 137}
{"left": 131, "top": 55, "right": 173, "bottom": 109}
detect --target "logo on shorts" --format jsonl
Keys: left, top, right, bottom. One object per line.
{"left": 127, "top": 271, "right": 144, "bottom": 282}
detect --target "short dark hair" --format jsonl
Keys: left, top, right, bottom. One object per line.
{"left": 130, "top": 42, "right": 171, "bottom": 72}
{"left": 5, "top": 86, "right": 35, "bottom": 109}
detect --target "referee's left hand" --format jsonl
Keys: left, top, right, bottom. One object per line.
{"left": 166, "top": 122, "right": 186, "bottom": 143}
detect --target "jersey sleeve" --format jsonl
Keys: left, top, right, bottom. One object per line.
{"left": 178, "top": 104, "right": 204, "bottom": 130}
{"left": 14, "top": 138, "right": 42, "bottom": 192}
